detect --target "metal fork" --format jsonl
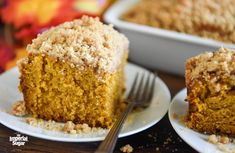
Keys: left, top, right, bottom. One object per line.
{"left": 95, "top": 72, "right": 156, "bottom": 153}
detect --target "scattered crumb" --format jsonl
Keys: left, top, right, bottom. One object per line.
{"left": 208, "top": 134, "right": 232, "bottom": 144}
{"left": 220, "top": 136, "right": 231, "bottom": 144}
{"left": 208, "top": 134, "right": 235, "bottom": 153}
{"left": 166, "top": 137, "right": 172, "bottom": 141}
{"left": 63, "top": 121, "right": 75, "bottom": 133}
{"left": 62, "top": 121, "right": 106, "bottom": 135}
{"left": 163, "top": 136, "right": 172, "bottom": 146}
{"left": 25, "top": 117, "right": 37, "bottom": 126}
{"left": 137, "top": 145, "right": 144, "bottom": 149}
{"left": 12, "top": 101, "right": 27, "bottom": 116}
{"left": 24, "top": 117, "right": 107, "bottom": 136}
{"left": 208, "top": 134, "right": 218, "bottom": 144}
{"left": 44, "top": 120, "right": 61, "bottom": 131}
{"left": 160, "top": 132, "right": 182, "bottom": 152}
{"left": 156, "top": 147, "right": 159, "bottom": 151}
{"left": 177, "top": 137, "right": 183, "bottom": 142}
{"left": 120, "top": 144, "right": 133, "bottom": 153}
{"left": 75, "top": 123, "right": 91, "bottom": 134}
{"left": 148, "top": 134, "right": 153, "bottom": 138}
{"left": 163, "top": 141, "right": 168, "bottom": 145}
{"left": 25, "top": 117, "right": 63, "bottom": 131}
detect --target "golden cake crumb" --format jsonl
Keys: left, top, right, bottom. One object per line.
{"left": 12, "top": 101, "right": 27, "bottom": 116}
{"left": 120, "top": 144, "right": 133, "bottom": 153}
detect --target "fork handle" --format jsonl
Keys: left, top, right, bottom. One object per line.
{"left": 95, "top": 101, "right": 135, "bottom": 153}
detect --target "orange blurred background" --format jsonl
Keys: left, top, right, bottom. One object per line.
{"left": 0, "top": 0, "right": 116, "bottom": 73}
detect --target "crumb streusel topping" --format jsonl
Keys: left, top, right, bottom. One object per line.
{"left": 186, "top": 48, "right": 235, "bottom": 93}
{"left": 26, "top": 16, "right": 129, "bottom": 74}
{"left": 122, "top": 0, "right": 235, "bottom": 43}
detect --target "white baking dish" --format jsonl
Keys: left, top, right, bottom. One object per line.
{"left": 104, "top": 0, "right": 235, "bottom": 75}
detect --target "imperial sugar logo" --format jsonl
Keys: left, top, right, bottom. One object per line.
{"left": 9, "top": 133, "right": 28, "bottom": 146}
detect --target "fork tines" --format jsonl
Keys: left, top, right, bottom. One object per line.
{"left": 128, "top": 72, "right": 156, "bottom": 108}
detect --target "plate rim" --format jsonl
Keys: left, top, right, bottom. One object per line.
{"left": 0, "top": 62, "right": 171, "bottom": 142}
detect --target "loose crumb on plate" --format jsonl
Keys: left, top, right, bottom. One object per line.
{"left": 120, "top": 144, "right": 133, "bottom": 153}
{"left": 63, "top": 121, "right": 75, "bottom": 133}
{"left": 208, "top": 134, "right": 232, "bottom": 144}
{"left": 74, "top": 123, "right": 91, "bottom": 134}
{"left": 12, "top": 100, "right": 27, "bottom": 116}
{"left": 25, "top": 117, "right": 63, "bottom": 131}
{"left": 208, "top": 134, "right": 218, "bottom": 144}
{"left": 63, "top": 121, "right": 106, "bottom": 135}
{"left": 208, "top": 134, "right": 235, "bottom": 153}
{"left": 220, "top": 136, "right": 231, "bottom": 144}
{"left": 24, "top": 118, "right": 107, "bottom": 135}
{"left": 25, "top": 117, "right": 37, "bottom": 125}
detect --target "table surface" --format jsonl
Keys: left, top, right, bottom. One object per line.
{"left": 0, "top": 65, "right": 198, "bottom": 153}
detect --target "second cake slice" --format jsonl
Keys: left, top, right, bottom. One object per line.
{"left": 185, "top": 48, "right": 235, "bottom": 135}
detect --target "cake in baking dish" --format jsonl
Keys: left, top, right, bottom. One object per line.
{"left": 18, "top": 16, "right": 129, "bottom": 128}
{"left": 185, "top": 48, "right": 235, "bottom": 135}
{"left": 122, "top": 0, "right": 235, "bottom": 43}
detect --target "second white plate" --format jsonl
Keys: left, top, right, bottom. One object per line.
{"left": 0, "top": 63, "right": 171, "bottom": 142}
{"left": 169, "top": 89, "right": 235, "bottom": 153}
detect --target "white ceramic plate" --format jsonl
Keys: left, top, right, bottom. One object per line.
{"left": 169, "top": 89, "right": 235, "bottom": 153}
{"left": 0, "top": 63, "right": 170, "bottom": 142}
